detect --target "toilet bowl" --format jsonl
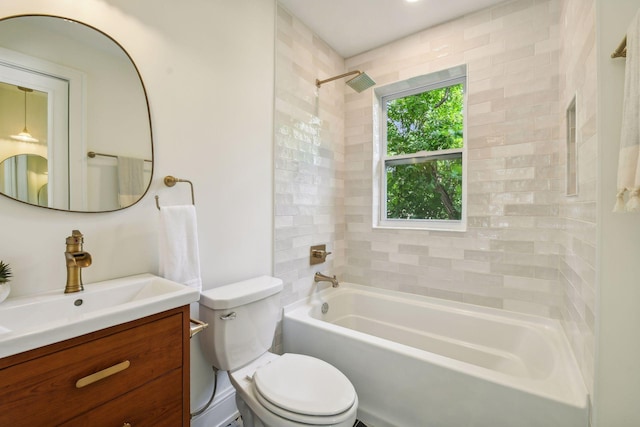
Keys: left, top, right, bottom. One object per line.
{"left": 198, "top": 276, "right": 358, "bottom": 427}
{"left": 229, "top": 352, "right": 357, "bottom": 427}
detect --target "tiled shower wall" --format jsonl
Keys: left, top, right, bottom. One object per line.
{"left": 274, "top": 6, "right": 345, "bottom": 306}
{"left": 344, "top": 0, "right": 564, "bottom": 314}
{"left": 558, "top": 0, "right": 597, "bottom": 396}
{"left": 274, "top": 0, "right": 595, "bottom": 397}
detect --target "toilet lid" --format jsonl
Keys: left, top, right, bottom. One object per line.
{"left": 253, "top": 353, "right": 356, "bottom": 417}
{"left": 254, "top": 388, "right": 357, "bottom": 425}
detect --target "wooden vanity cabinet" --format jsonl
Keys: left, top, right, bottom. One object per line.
{"left": 0, "top": 306, "right": 190, "bottom": 427}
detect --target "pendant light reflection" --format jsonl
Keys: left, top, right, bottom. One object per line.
{"left": 10, "top": 86, "right": 39, "bottom": 143}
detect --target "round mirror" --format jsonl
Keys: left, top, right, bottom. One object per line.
{"left": 0, "top": 15, "right": 153, "bottom": 212}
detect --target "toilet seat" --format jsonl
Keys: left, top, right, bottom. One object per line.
{"left": 254, "top": 388, "right": 357, "bottom": 425}
{"left": 252, "top": 353, "right": 357, "bottom": 424}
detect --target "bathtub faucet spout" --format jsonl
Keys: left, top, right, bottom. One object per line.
{"left": 314, "top": 272, "right": 339, "bottom": 288}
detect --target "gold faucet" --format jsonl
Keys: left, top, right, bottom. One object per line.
{"left": 314, "top": 271, "right": 339, "bottom": 288}
{"left": 64, "top": 230, "right": 92, "bottom": 293}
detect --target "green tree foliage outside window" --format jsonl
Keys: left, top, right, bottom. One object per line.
{"left": 385, "top": 82, "right": 464, "bottom": 220}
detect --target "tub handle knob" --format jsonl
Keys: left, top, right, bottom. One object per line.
{"left": 220, "top": 312, "right": 237, "bottom": 320}
{"left": 312, "top": 249, "right": 332, "bottom": 258}
{"left": 310, "top": 244, "right": 332, "bottom": 265}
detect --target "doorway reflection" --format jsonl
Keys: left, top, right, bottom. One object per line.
{"left": 0, "top": 82, "right": 49, "bottom": 206}
{"left": 0, "top": 153, "right": 48, "bottom": 207}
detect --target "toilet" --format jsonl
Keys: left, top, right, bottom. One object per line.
{"left": 198, "top": 276, "right": 358, "bottom": 427}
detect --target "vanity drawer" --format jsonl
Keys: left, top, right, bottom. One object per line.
{"left": 60, "top": 368, "right": 183, "bottom": 427}
{"left": 0, "top": 312, "right": 184, "bottom": 426}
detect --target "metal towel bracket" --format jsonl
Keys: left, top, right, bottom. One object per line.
{"left": 612, "top": 35, "right": 627, "bottom": 59}
{"left": 155, "top": 175, "right": 195, "bottom": 210}
{"left": 189, "top": 318, "right": 208, "bottom": 338}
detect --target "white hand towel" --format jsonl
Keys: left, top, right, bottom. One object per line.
{"left": 615, "top": 10, "right": 640, "bottom": 212}
{"left": 117, "top": 156, "right": 145, "bottom": 208}
{"left": 158, "top": 205, "right": 202, "bottom": 292}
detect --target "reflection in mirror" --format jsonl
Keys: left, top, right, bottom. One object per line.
{"left": 0, "top": 154, "right": 48, "bottom": 207}
{"left": 0, "top": 15, "right": 153, "bottom": 212}
{"left": 8, "top": 86, "right": 42, "bottom": 144}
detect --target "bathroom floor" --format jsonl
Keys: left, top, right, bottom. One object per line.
{"left": 224, "top": 417, "right": 369, "bottom": 427}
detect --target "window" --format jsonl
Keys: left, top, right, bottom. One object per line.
{"left": 374, "top": 66, "right": 466, "bottom": 230}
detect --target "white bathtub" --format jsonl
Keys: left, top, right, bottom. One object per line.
{"left": 283, "top": 283, "right": 588, "bottom": 427}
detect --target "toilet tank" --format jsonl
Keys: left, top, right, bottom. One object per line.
{"left": 198, "top": 276, "right": 283, "bottom": 371}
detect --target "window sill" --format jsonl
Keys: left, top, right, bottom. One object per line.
{"left": 374, "top": 219, "right": 467, "bottom": 232}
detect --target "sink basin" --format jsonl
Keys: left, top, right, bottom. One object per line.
{"left": 0, "top": 274, "right": 200, "bottom": 358}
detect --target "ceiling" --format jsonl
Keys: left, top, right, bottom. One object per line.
{"left": 278, "top": 0, "right": 508, "bottom": 58}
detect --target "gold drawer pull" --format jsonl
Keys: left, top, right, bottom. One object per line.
{"left": 123, "top": 423, "right": 132, "bottom": 427}
{"left": 75, "top": 360, "right": 130, "bottom": 388}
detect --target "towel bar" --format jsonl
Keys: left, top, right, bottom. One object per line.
{"left": 189, "top": 318, "right": 208, "bottom": 338}
{"left": 87, "top": 151, "right": 152, "bottom": 163}
{"left": 155, "top": 175, "right": 195, "bottom": 210}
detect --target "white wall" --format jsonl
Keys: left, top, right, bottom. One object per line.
{"left": 0, "top": 0, "right": 275, "bottom": 417}
{"left": 595, "top": 0, "right": 640, "bottom": 425}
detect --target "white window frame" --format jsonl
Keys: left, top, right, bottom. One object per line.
{"left": 373, "top": 65, "right": 467, "bottom": 231}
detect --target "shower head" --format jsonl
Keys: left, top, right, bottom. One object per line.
{"left": 316, "top": 70, "right": 376, "bottom": 93}
{"left": 345, "top": 72, "right": 376, "bottom": 93}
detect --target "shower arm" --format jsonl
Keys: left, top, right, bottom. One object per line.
{"left": 316, "top": 70, "right": 362, "bottom": 88}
